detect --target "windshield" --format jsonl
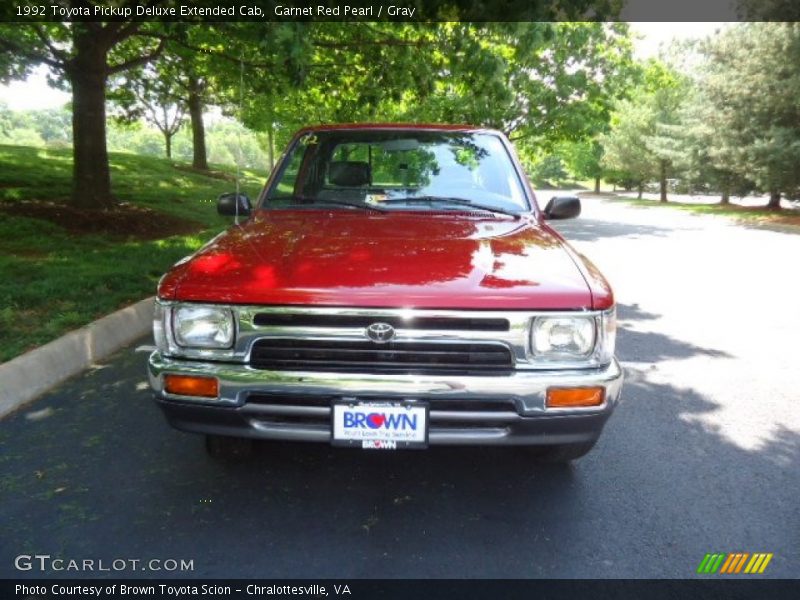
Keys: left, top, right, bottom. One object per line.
{"left": 264, "top": 130, "right": 529, "bottom": 213}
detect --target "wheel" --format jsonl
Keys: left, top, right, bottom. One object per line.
{"left": 524, "top": 441, "right": 597, "bottom": 463}
{"left": 205, "top": 435, "right": 254, "bottom": 461}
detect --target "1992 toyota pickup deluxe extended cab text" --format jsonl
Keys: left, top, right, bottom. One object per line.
{"left": 148, "top": 124, "right": 623, "bottom": 461}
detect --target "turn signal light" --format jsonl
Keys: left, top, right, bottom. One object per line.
{"left": 546, "top": 386, "right": 604, "bottom": 408}
{"left": 164, "top": 374, "right": 219, "bottom": 398}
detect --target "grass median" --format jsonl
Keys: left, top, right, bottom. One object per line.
{"left": 0, "top": 144, "right": 266, "bottom": 363}
{"left": 579, "top": 191, "right": 800, "bottom": 228}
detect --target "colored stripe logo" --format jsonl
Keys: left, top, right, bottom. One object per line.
{"left": 697, "top": 553, "right": 773, "bottom": 574}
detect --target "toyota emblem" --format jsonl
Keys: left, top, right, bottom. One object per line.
{"left": 365, "top": 322, "right": 395, "bottom": 343}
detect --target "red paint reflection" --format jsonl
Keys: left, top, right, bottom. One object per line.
{"left": 159, "top": 210, "right": 596, "bottom": 309}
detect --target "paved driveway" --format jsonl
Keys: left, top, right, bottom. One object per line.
{"left": 1, "top": 198, "right": 798, "bottom": 578}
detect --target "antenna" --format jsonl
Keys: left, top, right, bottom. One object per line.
{"left": 234, "top": 56, "right": 244, "bottom": 226}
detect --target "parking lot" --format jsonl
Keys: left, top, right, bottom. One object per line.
{"left": 1, "top": 198, "right": 798, "bottom": 578}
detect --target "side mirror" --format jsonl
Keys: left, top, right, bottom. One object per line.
{"left": 217, "top": 192, "right": 252, "bottom": 217}
{"left": 543, "top": 196, "right": 581, "bottom": 220}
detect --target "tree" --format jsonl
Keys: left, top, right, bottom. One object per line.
{"left": 530, "top": 154, "right": 569, "bottom": 186}
{"left": 600, "top": 60, "right": 685, "bottom": 201}
{"left": 152, "top": 25, "right": 235, "bottom": 171}
{"left": 655, "top": 97, "right": 754, "bottom": 204}
{"left": 33, "top": 108, "right": 73, "bottom": 146}
{"left": 185, "top": 71, "right": 208, "bottom": 170}
{"left": 0, "top": 15, "right": 166, "bottom": 209}
{"left": 641, "top": 61, "right": 687, "bottom": 202}
{"left": 233, "top": 23, "right": 445, "bottom": 168}
{"left": 1, "top": 15, "right": 635, "bottom": 209}
{"left": 403, "top": 23, "right": 636, "bottom": 149}
{"left": 170, "top": 22, "right": 353, "bottom": 171}
{"left": 696, "top": 23, "right": 800, "bottom": 208}
{"left": 109, "top": 57, "right": 186, "bottom": 159}
{"left": 560, "top": 139, "right": 605, "bottom": 192}
{"left": 600, "top": 99, "right": 659, "bottom": 198}
{"left": 231, "top": 22, "right": 636, "bottom": 177}
{"left": 0, "top": 101, "right": 14, "bottom": 136}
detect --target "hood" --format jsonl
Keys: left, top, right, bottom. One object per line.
{"left": 159, "top": 210, "right": 598, "bottom": 309}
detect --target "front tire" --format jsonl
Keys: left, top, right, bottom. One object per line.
{"left": 205, "top": 435, "right": 254, "bottom": 461}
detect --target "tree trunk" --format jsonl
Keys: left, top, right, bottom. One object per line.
{"left": 767, "top": 190, "right": 781, "bottom": 209}
{"left": 720, "top": 185, "right": 730, "bottom": 205}
{"left": 164, "top": 133, "right": 172, "bottom": 159}
{"left": 637, "top": 182, "right": 643, "bottom": 199}
{"left": 659, "top": 160, "right": 668, "bottom": 203}
{"left": 267, "top": 123, "right": 275, "bottom": 172}
{"left": 594, "top": 176, "right": 600, "bottom": 194}
{"left": 70, "top": 33, "right": 113, "bottom": 210}
{"left": 188, "top": 76, "right": 208, "bottom": 171}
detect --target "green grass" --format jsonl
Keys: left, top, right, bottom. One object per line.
{"left": 0, "top": 144, "right": 267, "bottom": 362}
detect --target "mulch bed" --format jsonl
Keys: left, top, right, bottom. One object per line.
{"left": 724, "top": 205, "right": 800, "bottom": 227}
{"left": 0, "top": 200, "right": 206, "bottom": 240}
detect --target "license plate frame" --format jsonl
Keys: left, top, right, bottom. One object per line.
{"left": 331, "top": 399, "right": 429, "bottom": 449}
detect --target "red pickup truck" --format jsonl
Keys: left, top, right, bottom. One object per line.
{"left": 148, "top": 124, "right": 622, "bottom": 461}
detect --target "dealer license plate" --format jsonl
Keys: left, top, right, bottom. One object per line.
{"left": 332, "top": 401, "right": 429, "bottom": 449}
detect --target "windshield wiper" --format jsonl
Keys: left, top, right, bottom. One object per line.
{"left": 379, "top": 196, "right": 521, "bottom": 220}
{"left": 268, "top": 196, "right": 389, "bottom": 212}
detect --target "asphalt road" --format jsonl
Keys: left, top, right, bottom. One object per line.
{"left": 1, "top": 198, "right": 798, "bottom": 579}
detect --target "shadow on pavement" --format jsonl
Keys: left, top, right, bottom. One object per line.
{"left": 616, "top": 303, "right": 733, "bottom": 363}
{"left": 0, "top": 331, "right": 797, "bottom": 579}
{"left": 617, "top": 303, "right": 659, "bottom": 322}
{"left": 551, "top": 217, "right": 673, "bottom": 242}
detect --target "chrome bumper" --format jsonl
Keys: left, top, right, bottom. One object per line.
{"left": 148, "top": 352, "right": 623, "bottom": 446}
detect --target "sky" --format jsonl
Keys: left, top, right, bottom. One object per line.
{"left": 0, "top": 67, "right": 71, "bottom": 110}
{"left": 0, "top": 23, "right": 726, "bottom": 112}
{"left": 629, "top": 22, "right": 727, "bottom": 58}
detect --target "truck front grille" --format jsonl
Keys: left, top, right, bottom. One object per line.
{"left": 249, "top": 339, "right": 513, "bottom": 373}
{"left": 252, "top": 313, "right": 509, "bottom": 331}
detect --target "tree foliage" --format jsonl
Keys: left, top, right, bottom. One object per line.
{"left": 559, "top": 139, "right": 604, "bottom": 191}
{"left": 601, "top": 98, "right": 659, "bottom": 196}
{"left": 601, "top": 23, "right": 800, "bottom": 208}
{"left": 405, "top": 23, "right": 635, "bottom": 146}
{"left": 235, "top": 23, "right": 636, "bottom": 174}
{"left": 600, "top": 60, "right": 686, "bottom": 200}
{"left": 695, "top": 23, "right": 800, "bottom": 206}
{"left": 109, "top": 55, "right": 187, "bottom": 159}
{"left": 1, "top": 17, "right": 636, "bottom": 211}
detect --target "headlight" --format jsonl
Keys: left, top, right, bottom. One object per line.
{"left": 532, "top": 316, "right": 595, "bottom": 359}
{"left": 173, "top": 305, "right": 234, "bottom": 348}
{"left": 530, "top": 308, "right": 616, "bottom": 365}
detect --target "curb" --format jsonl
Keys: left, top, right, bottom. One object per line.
{"left": 0, "top": 296, "right": 154, "bottom": 420}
